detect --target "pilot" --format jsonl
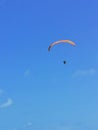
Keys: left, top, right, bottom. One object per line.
{"left": 63, "top": 61, "right": 66, "bottom": 64}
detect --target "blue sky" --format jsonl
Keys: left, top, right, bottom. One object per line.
{"left": 0, "top": 0, "right": 98, "bottom": 129}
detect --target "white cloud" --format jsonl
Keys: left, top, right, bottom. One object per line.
{"left": 72, "top": 68, "right": 97, "bottom": 77}
{"left": 0, "top": 98, "right": 13, "bottom": 108}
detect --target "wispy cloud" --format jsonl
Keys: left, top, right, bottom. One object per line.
{"left": 0, "top": 98, "right": 13, "bottom": 108}
{"left": 72, "top": 68, "right": 97, "bottom": 77}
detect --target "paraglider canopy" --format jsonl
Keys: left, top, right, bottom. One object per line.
{"left": 48, "top": 39, "right": 76, "bottom": 51}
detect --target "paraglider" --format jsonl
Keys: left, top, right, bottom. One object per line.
{"left": 48, "top": 39, "right": 76, "bottom": 64}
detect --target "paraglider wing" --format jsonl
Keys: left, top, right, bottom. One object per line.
{"left": 48, "top": 40, "right": 76, "bottom": 51}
